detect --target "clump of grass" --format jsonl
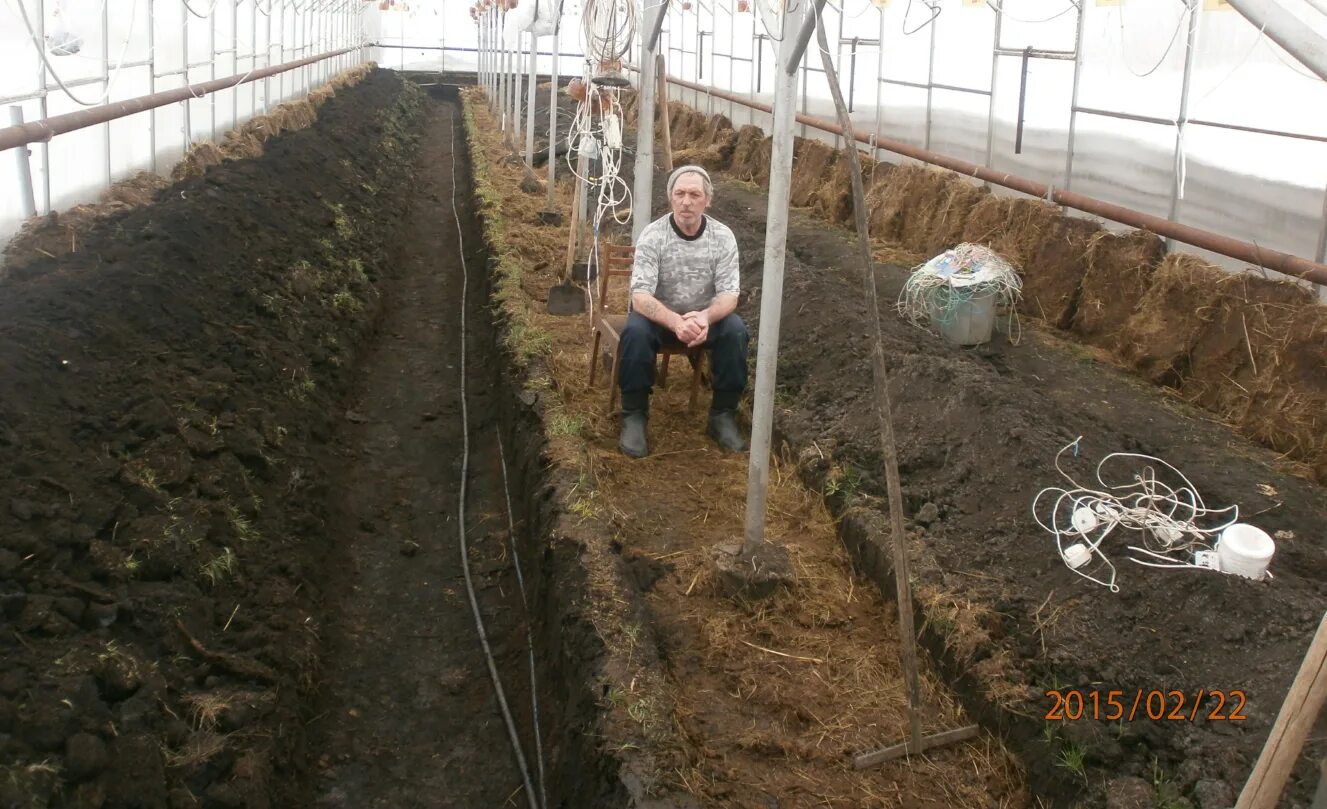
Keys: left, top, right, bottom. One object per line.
{"left": 227, "top": 504, "right": 259, "bottom": 542}
{"left": 199, "top": 547, "right": 238, "bottom": 586}
{"left": 332, "top": 289, "right": 361, "bottom": 313}
{"left": 823, "top": 464, "right": 863, "bottom": 498}
{"left": 548, "top": 410, "right": 584, "bottom": 437}
{"left": 1057, "top": 742, "right": 1087, "bottom": 779}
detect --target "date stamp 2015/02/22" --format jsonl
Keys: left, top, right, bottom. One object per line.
{"left": 1044, "top": 689, "right": 1248, "bottom": 722}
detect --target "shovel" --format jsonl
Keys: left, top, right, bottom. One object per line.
{"left": 547, "top": 150, "right": 589, "bottom": 316}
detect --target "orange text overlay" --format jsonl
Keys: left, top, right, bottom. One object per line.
{"left": 1044, "top": 689, "right": 1248, "bottom": 722}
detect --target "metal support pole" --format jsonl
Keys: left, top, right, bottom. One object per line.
{"left": 1166, "top": 4, "right": 1200, "bottom": 246}
{"left": 525, "top": 34, "right": 538, "bottom": 167}
{"left": 263, "top": 0, "right": 271, "bottom": 112}
{"left": 985, "top": 6, "right": 1002, "bottom": 169}
{"left": 1316, "top": 184, "right": 1327, "bottom": 265}
{"left": 512, "top": 31, "right": 522, "bottom": 152}
{"left": 232, "top": 0, "right": 240, "bottom": 130}
{"left": 1063, "top": 0, "right": 1086, "bottom": 192}
{"left": 546, "top": 21, "right": 559, "bottom": 211}
{"left": 1225, "top": 0, "right": 1327, "bottom": 83}
{"left": 102, "top": 0, "right": 111, "bottom": 186}
{"left": 182, "top": 11, "right": 192, "bottom": 152}
{"left": 925, "top": 11, "right": 936, "bottom": 151}
{"left": 7, "top": 107, "right": 37, "bottom": 219}
{"left": 632, "top": 0, "right": 662, "bottom": 241}
{"left": 150, "top": 0, "right": 159, "bottom": 171}
{"left": 36, "top": 0, "right": 50, "bottom": 213}
{"left": 743, "top": 1, "right": 808, "bottom": 553}
{"left": 207, "top": 11, "right": 218, "bottom": 139}
{"left": 782, "top": 0, "right": 826, "bottom": 74}
{"left": 1014, "top": 47, "right": 1030, "bottom": 155}
{"left": 501, "top": 13, "right": 510, "bottom": 130}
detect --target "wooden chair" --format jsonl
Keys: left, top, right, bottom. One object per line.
{"left": 588, "top": 241, "right": 706, "bottom": 414}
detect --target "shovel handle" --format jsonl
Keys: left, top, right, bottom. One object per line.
{"left": 563, "top": 149, "right": 589, "bottom": 283}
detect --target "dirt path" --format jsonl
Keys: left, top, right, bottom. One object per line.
{"left": 305, "top": 97, "right": 539, "bottom": 808}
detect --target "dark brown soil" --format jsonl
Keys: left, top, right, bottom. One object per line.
{"left": 0, "top": 70, "right": 429, "bottom": 808}
{"left": 0, "top": 73, "right": 625, "bottom": 809}
{"left": 698, "top": 177, "right": 1327, "bottom": 808}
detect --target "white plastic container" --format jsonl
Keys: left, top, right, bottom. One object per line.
{"left": 932, "top": 289, "right": 997, "bottom": 346}
{"left": 1216, "top": 523, "right": 1275, "bottom": 580}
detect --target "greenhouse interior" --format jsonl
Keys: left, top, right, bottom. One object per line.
{"left": 1, "top": 0, "right": 1326, "bottom": 807}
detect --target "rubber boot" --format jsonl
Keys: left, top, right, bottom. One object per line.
{"left": 707, "top": 391, "right": 747, "bottom": 453}
{"left": 618, "top": 391, "right": 649, "bottom": 459}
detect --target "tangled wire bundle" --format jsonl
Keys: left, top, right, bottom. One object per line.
{"left": 897, "top": 243, "right": 1023, "bottom": 333}
{"left": 1033, "top": 438, "right": 1243, "bottom": 591}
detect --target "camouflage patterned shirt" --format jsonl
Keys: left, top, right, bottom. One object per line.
{"left": 629, "top": 214, "right": 740, "bottom": 314}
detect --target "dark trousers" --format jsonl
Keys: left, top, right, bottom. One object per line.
{"left": 618, "top": 311, "right": 748, "bottom": 411}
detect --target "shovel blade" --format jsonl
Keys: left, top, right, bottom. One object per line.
{"left": 546, "top": 282, "right": 585, "bottom": 316}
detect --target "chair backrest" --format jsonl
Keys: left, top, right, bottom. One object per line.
{"left": 597, "top": 241, "right": 634, "bottom": 313}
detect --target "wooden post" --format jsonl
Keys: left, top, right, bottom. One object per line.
{"left": 656, "top": 52, "right": 673, "bottom": 172}
{"left": 1236, "top": 612, "right": 1327, "bottom": 809}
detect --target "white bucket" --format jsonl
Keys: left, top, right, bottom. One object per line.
{"left": 931, "top": 289, "right": 997, "bottom": 346}
{"left": 1216, "top": 523, "right": 1275, "bottom": 580}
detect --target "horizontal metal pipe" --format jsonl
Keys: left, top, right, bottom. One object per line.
{"left": 0, "top": 46, "right": 357, "bottom": 154}
{"left": 372, "top": 43, "right": 585, "bottom": 58}
{"left": 995, "top": 47, "right": 1075, "bottom": 60}
{"left": 646, "top": 69, "right": 1327, "bottom": 286}
{"left": 1079, "top": 105, "right": 1327, "bottom": 145}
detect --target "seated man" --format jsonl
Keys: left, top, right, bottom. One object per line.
{"left": 618, "top": 165, "right": 749, "bottom": 458}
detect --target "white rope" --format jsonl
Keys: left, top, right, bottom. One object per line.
{"left": 1032, "top": 437, "right": 1242, "bottom": 591}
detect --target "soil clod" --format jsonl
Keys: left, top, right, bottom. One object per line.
{"left": 711, "top": 539, "right": 794, "bottom": 599}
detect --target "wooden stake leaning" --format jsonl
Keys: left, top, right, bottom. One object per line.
{"left": 1236, "top": 611, "right": 1327, "bottom": 809}
{"left": 656, "top": 52, "right": 673, "bottom": 172}
{"left": 810, "top": 17, "right": 978, "bottom": 770}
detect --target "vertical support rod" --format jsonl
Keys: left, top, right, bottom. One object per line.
{"left": 266, "top": 0, "right": 274, "bottom": 113}
{"left": 1166, "top": 3, "right": 1200, "bottom": 248}
{"left": 632, "top": 0, "right": 662, "bottom": 241}
{"left": 657, "top": 53, "right": 673, "bottom": 172}
{"left": 848, "top": 37, "right": 858, "bottom": 114}
{"left": 525, "top": 33, "right": 537, "bottom": 167}
{"left": 182, "top": 8, "right": 192, "bottom": 154}
{"left": 1063, "top": 0, "right": 1086, "bottom": 192}
{"left": 743, "top": 1, "right": 805, "bottom": 553}
{"left": 102, "top": 0, "right": 111, "bottom": 187}
{"left": 1316, "top": 184, "right": 1327, "bottom": 265}
{"left": 37, "top": 0, "right": 51, "bottom": 213}
{"left": 512, "top": 29, "right": 522, "bottom": 154}
{"left": 1014, "top": 47, "right": 1030, "bottom": 155}
{"left": 500, "top": 11, "right": 509, "bottom": 131}
{"left": 984, "top": 6, "right": 1002, "bottom": 169}
{"left": 232, "top": 0, "right": 239, "bottom": 130}
{"left": 210, "top": 10, "right": 219, "bottom": 139}
{"left": 7, "top": 107, "right": 38, "bottom": 219}
{"left": 924, "top": 8, "right": 936, "bottom": 151}
{"left": 149, "top": 0, "right": 158, "bottom": 172}
{"left": 545, "top": 20, "right": 559, "bottom": 212}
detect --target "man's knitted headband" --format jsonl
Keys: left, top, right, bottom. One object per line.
{"left": 667, "top": 165, "right": 712, "bottom": 196}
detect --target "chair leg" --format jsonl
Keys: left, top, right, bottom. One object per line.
{"left": 608, "top": 347, "right": 622, "bottom": 415}
{"left": 659, "top": 353, "right": 671, "bottom": 388}
{"left": 689, "top": 353, "right": 704, "bottom": 411}
{"left": 589, "top": 330, "right": 603, "bottom": 387}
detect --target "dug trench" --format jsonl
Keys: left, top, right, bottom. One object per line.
{"left": 0, "top": 72, "right": 625, "bottom": 808}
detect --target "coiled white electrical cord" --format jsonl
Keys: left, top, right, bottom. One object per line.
{"left": 1033, "top": 437, "right": 1241, "bottom": 591}
{"left": 448, "top": 110, "right": 541, "bottom": 809}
